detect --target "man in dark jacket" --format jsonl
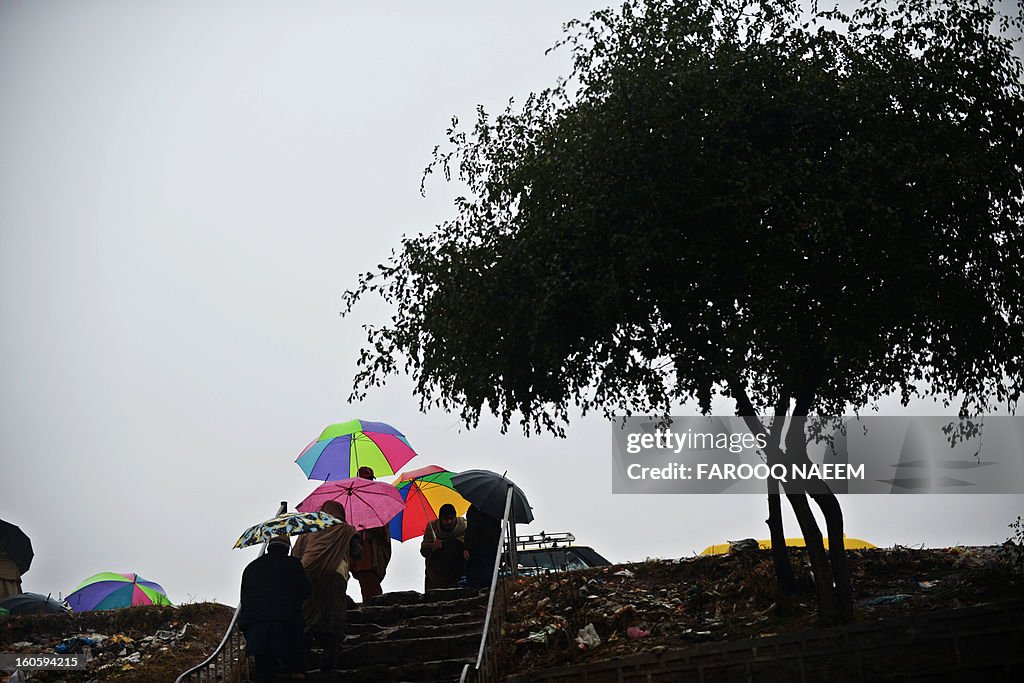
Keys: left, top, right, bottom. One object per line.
{"left": 463, "top": 505, "right": 502, "bottom": 589}
{"left": 420, "top": 503, "right": 467, "bottom": 591}
{"left": 239, "top": 534, "right": 311, "bottom": 682}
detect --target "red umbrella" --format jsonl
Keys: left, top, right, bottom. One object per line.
{"left": 296, "top": 478, "right": 405, "bottom": 531}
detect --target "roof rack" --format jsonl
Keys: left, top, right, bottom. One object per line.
{"left": 511, "top": 531, "right": 575, "bottom": 550}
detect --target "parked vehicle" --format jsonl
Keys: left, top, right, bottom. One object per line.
{"left": 504, "top": 532, "right": 611, "bottom": 576}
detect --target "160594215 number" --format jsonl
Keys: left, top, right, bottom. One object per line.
{"left": 0, "top": 653, "right": 85, "bottom": 670}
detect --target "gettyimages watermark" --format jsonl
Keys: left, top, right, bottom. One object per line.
{"left": 611, "top": 416, "right": 1024, "bottom": 494}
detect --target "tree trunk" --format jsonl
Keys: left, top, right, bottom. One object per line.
{"left": 784, "top": 414, "right": 839, "bottom": 625}
{"left": 733, "top": 389, "right": 799, "bottom": 595}
{"left": 809, "top": 490, "right": 853, "bottom": 621}
{"left": 730, "top": 377, "right": 853, "bottom": 625}
{"left": 783, "top": 486, "right": 838, "bottom": 623}
{"left": 765, "top": 403, "right": 797, "bottom": 594}
{"left": 766, "top": 478, "right": 798, "bottom": 594}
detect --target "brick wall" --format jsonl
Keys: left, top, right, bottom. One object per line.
{"left": 505, "top": 600, "right": 1024, "bottom": 682}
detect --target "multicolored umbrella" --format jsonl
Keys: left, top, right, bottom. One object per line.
{"left": 66, "top": 573, "right": 171, "bottom": 612}
{"left": 233, "top": 511, "right": 345, "bottom": 549}
{"left": 296, "top": 477, "right": 405, "bottom": 531}
{"left": 295, "top": 419, "right": 416, "bottom": 481}
{"left": 388, "top": 465, "right": 471, "bottom": 542}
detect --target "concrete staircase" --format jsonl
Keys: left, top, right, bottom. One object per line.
{"left": 306, "top": 587, "right": 487, "bottom": 682}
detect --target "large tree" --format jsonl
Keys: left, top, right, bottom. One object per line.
{"left": 345, "top": 0, "right": 1024, "bottom": 623}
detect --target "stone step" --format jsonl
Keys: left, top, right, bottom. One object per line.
{"left": 344, "top": 621, "right": 386, "bottom": 637}
{"left": 308, "top": 622, "right": 484, "bottom": 670}
{"left": 346, "top": 610, "right": 485, "bottom": 634}
{"left": 402, "top": 611, "right": 487, "bottom": 629}
{"left": 348, "top": 595, "right": 486, "bottom": 626}
{"left": 344, "top": 618, "right": 483, "bottom": 646}
{"left": 307, "top": 656, "right": 474, "bottom": 682}
{"left": 344, "top": 632, "right": 480, "bottom": 668}
{"left": 361, "top": 587, "right": 480, "bottom": 606}
{"left": 302, "top": 588, "right": 487, "bottom": 680}
{"left": 349, "top": 617, "right": 482, "bottom": 640}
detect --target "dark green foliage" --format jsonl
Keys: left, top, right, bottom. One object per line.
{"left": 345, "top": 0, "right": 1024, "bottom": 433}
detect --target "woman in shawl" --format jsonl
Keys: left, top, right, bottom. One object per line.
{"left": 292, "top": 500, "right": 361, "bottom": 671}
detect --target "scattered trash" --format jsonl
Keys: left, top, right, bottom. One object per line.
{"left": 495, "top": 545, "right": 1017, "bottom": 673}
{"left": 626, "top": 626, "right": 650, "bottom": 639}
{"left": 575, "top": 623, "right": 601, "bottom": 649}
{"left": 516, "top": 624, "right": 560, "bottom": 645}
{"left": 0, "top": 605, "right": 232, "bottom": 679}
{"left": 613, "top": 604, "right": 637, "bottom": 628}
{"left": 865, "top": 594, "right": 912, "bottom": 606}
{"left": 55, "top": 636, "right": 99, "bottom": 654}
{"left": 685, "top": 583, "right": 708, "bottom": 611}
{"left": 729, "top": 539, "right": 760, "bottom": 553}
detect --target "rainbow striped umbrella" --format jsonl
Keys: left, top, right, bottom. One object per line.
{"left": 66, "top": 572, "right": 171, "bottom": 611}
{"left": 295, "top": 419, "right": 416, "bottom": 481}
{"left": 388, "top": 465, "right": 470, "bottom": 542}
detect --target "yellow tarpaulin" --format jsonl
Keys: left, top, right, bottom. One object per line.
{"left": 700, "top": 534, "right": 876, "bottom": 556}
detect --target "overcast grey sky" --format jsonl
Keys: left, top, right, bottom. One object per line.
{"left": 1, "top": 0, "right": 1020, "bottom": 606}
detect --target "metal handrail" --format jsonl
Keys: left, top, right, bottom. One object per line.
{"left": 460, "top": 485, "right": 515, "bottom": 683}
{"left": 175, "top": 501, "right": 288, "bottom": 683}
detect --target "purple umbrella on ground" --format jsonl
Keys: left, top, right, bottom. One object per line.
{"left": 66, "top": 572, "right": 171, "bottom": 612}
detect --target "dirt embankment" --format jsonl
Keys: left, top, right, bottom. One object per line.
{"left": 498, "top": 545, "right": 1024, "bottom": 674}
{"left": 2, "top": 545, "right": 1021, "bottom": 681}
{"left": 0, "top": 602, "right": 233, "bottom": 682}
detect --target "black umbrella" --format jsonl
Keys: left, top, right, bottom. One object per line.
{"left": 0, "top": 519, "right": 33, "bottom": 575}
{"left": 0, "top": 592, "right": 68, "bottom": 616}
{"left": 450, "top": 470, "right": 534, "bottom": 523}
